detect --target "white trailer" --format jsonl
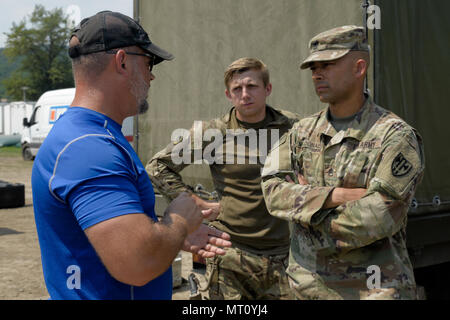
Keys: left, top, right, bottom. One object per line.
{"left": 0, "top": 101, "right": 34, "bottom": 135}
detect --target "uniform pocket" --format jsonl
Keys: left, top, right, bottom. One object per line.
{"left": 340, "top": 149, "right": 369, "bottom": 188}
{"left": 201, "top": 256, "right": 219, "bottom": 292}
{"left": 301, "top": 149, "right": 319, "bottom": 185}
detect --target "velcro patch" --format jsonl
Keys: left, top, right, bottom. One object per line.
{"left": 373, "top": 135, "right": 422, "bottom": 199}
{"left": 391, "top": 153, "right": 413, "bottom": 177}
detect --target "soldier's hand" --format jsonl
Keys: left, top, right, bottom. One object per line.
{"left": 190, "top": 194, "right": 221, "bottom": 221}
{"left": 200, "top": 201, "right": 221, "bottom": 221}
{"left": 297, "top": 172, "right": 308, "bottom": 185}
{"left": 286, "top": 171, "right": 308, "bottom": 185}
{"left": 323, "top": 187, "right": 367, "bottom": 209}
{"left": 182, "top": 225, "right": 232, "bottom": 258}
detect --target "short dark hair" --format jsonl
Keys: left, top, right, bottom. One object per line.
{"left": 70, "top": 36, "right": 111, "bottom": 79}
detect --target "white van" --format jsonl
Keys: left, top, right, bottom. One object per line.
{"left": 21, "top": 88, "right": 134, "bottom": 160}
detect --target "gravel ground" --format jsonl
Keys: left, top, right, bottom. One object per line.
{"left": 0, "top": 149, "right": 206, "bottom": 300}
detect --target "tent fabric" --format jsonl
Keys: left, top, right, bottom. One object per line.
{"left": 138, "top": 0, "right": 363, "bottom": 190}
{"left": 374, "top": 0, "right": 450, "bottom": 215}
{"left": 137, "top": 0, "right": 450, "bottom": 216}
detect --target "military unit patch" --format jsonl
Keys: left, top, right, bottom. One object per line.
{"left": 391, "top": 152, "right": 413, "bottom": 177}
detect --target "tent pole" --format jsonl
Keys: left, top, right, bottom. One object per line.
{"left": 133, "top": 0, "right": 140, "bottom": 154}
{"left": 362, "top": 0, "right": 371, "bottom": 93}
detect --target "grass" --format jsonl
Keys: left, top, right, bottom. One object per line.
{"left": 0, "top": 145, "right": 21, "bottom": 157}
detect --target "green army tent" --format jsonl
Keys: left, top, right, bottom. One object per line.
{"left": 135, "top": 0, "right": 450, "bottom": 298}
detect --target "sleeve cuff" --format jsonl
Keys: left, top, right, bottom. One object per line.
{"left": 292, "top": 186, "right": 335, "bottom": 226}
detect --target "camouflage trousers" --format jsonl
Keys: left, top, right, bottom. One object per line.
{"left": 287, "top": 273, "right": 418, "bottom": 300}
{"left": 202, "top": 246, "right": 294, "bottom": 300}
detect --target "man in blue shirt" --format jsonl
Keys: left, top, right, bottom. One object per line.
{"left": 32, "top": 11, "right": 231, "bottom": 300}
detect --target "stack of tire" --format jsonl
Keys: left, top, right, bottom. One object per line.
{"left": 0, "top": 180, "right": 25, "bottom": 209}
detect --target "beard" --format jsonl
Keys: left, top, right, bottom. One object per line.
{"left": 138, "top": 98, "right": 149, "bottom": 114}
{"left": 131, "top": 71, "right": 150, "bottom": 115}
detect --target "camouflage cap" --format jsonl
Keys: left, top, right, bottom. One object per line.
{"left": 300, "top": 25, "right": 370, "bottom": 70}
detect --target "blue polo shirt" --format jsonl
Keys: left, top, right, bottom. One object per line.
{"left": 32, "top": 107, "right": 172, "bottom": 300}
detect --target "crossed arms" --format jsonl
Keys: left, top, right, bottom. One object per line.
{"left": 261, "top": 126, "right": 424, "bottom": 254}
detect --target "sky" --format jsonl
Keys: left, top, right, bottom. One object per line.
{"left": 0, "top": 0, "right": 133, "bottom": 48}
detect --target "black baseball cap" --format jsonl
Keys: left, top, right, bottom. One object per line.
{"left": 68, "top": 11, "right": 174, "bottom": 65}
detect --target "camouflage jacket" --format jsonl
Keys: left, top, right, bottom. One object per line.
{"left": 261, "top": 95, "right": 425, "bottom": 299}
{"left": 147, "top": 106, "right": 300, "bottom": 254}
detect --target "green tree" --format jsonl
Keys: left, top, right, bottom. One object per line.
{"left": 2, "top": 5, "right": 74, "bottom": 101}
{"left": 0, "top": 48, "right": 23, "bottom": 100}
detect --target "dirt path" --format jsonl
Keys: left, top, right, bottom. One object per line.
{"left": 0, "top": 151, "right": 205, "bottom": 300}
{"left": 0, "top": 154, "right": 47, "bottom": 299}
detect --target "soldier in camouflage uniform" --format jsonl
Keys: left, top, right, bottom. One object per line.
{"left": 261, "top": 26, "right": 425, "bottom": 300}
{"left": 146, "top": 58, "right": 299, "bottom": 299}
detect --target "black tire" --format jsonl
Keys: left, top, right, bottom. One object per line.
{"left": 0, "top": 180, "right": 25, "bottom": 209}
{"left": 22, "top": 144, "right": 34, "bottom": 161}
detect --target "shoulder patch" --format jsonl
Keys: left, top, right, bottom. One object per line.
{"left": 391, "top": 152, "right": 413, "bottom": 177}
{"left": 372, "top": 131, "right": 423, "bottom": 199}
